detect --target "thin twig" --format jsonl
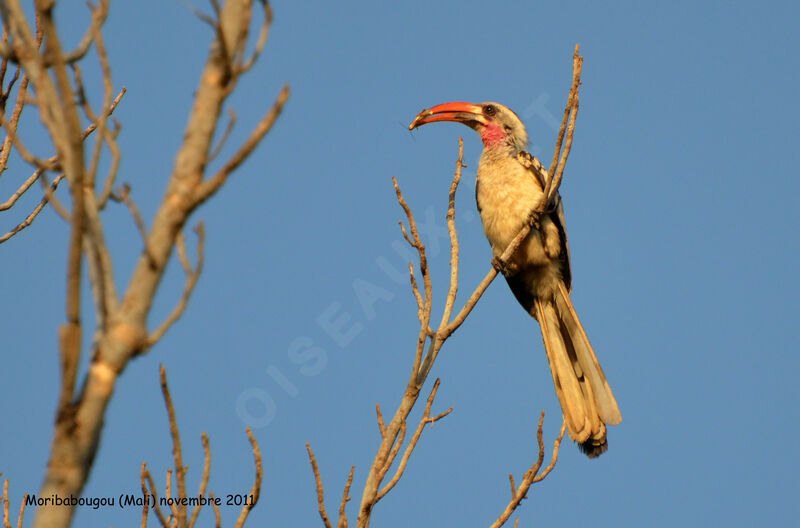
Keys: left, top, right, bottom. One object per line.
{"left": 193, "top": 84, "right": 290, "bottom": 205}
{"left": 208, "top": 108, "right": 237, "bottom": 162}
{"left": 438, "top": 138, "right": 464, "bottom": 328}
{"left": 407, "top": 262, "right": 425, "bottom": 323}
{"left": 145, "top": 222, "right": 206, "bottom": 347}
{"left": 176, "top": 0, "right": 217, "bottom": 28}
{"left": 159, "top": 365, "right": 187, "bottom": 527}
{"left": 0, "top": 17, "right": 42, "bottom": 177}
{"left": 375, "top": 403, "right": 386, "bottom": 438}
{"left": 376, "top": 379, "right": 452, "bottom": 502}
{"left": 0, "top": 0, "right": 111, "bottom": 65}
{"left": 337, "top": 466, "right": 355, "bottom": 528}
{"left": 62, "top": 0, "right": 109, "bottom": 64}
{"left": 0, "top": 173, "right": 64, "bottom": 244}
{"left": 233, "top": 428, "right": 262, "bottom": 528}
{"left": 0, "top": 169, "right": 40, "bottom": 210}
{"left": 0, "top": 111, "right": 58, "bottom": 170}
{"left": 80, "top": 87, "right": 126, "bottom": 141}
{"left": 38, "top": 170, "right": 70, "bottom": 220}
{"left": 188, "top": 433, "right": 212, "bottom": 528}
{"left": 143, "top": 466, "right": 170, "bottom": 527}
{"left": 15, "top": 492, "right": 27, "bottom": 528}
{"left": 2, "top": 479, "right": 9, "bottom": 528}
{"left": 392, "top": 177, "right": 433, "bottom": 379}
{"left": 164, "top": 468, "right": 178, "bottom": 524}
{"left": 209, "top": 493, "right": 222, "bottom": 528}
{"left": 139, "top": 463, "right": 150, "bottom": 528}
{"left": 490, "top": 414, "right": 567, "bottom": 528}
{"left": 377, "top": 422, "right": 406, "bottom": 482}
{"left": 238, "top": 1, "right": 272, "bottom": 74}
{"left": 544, "top": 44, "right": 582, "bottom": 203}
{"left": 111, "top": 184, "right": 149, "bottom": 250}
{"left": 307, "top": 443, "right": 334, "bottom": 528}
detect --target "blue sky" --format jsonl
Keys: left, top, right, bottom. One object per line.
{"left": 1, "top": 0, "right": 799, "bottom": 526}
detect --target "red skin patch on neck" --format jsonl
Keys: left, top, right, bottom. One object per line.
{"left": 480, "top": 123, "right": 507, "bottom": 148}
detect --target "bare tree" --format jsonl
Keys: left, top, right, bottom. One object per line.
{"left": 305, "top": 46, "right": 584, "bottom": 528}
{"left": 0, "top": 1, "right": 288, "bottom": 527}
{"left": 138, "top": 365, "right": 263, "bottom": 528}
{"left": 2, "top": 366, "right": 264, "bottom": 528}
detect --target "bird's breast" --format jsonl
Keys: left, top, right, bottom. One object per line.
{"left": 476, "top": 153, "right": 561, "bottom": 268}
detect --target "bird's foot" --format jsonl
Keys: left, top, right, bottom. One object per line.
{"left": 526, "top": 209, "right": 542, "bottom": 229}
{"left": 492, "top": 256, "right": 517, "bottom": 276}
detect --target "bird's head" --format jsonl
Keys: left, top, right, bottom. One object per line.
{"left": 409, "top": 101, "right": 528, "bottom": 152}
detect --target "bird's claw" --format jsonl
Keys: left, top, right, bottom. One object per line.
{"left": 526, "top": 209, "right": 542, "bottom": 229}
{"left": 492, "top": 256, "right": 517, "bottom": 276}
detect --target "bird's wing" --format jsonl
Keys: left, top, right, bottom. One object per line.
{"left": 515, "top": 150, "right": 572, "bottom": 290}
{"left": 550, "top": 192, "right": 572, "bottom": 291}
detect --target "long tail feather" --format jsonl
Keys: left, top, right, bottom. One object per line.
{"left": 534, "top": 283, "right": 622, "bottom": 458}
{"left": 554, "top": 282, "right": 622, "bottom": 425}
{"left": 535, "top": 299, "right": 591, "bottom": 443}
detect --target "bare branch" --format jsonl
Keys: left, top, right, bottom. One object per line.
{"left": 16, "top": 493, "right": 27, "bottom": 528}
{"left": 232, "top": 428, "right": 262, "bottom": 528}
{"left": 164, "top": 468, "right": 178, "bottom": 523}
{"left": 438, "top": 138, "right": 464, "bottom": 328}
{"left": 337, "top": 466, "right": 355, "bottom": 528}
{"left": 0, "top": 0, "right": 109, "bottom": 65}
{"left": 0, "top": 112, "right": 58, "bottom": 170}
{"left": 376, "top": 379, "right": 451, "bottom": 502}
{"left": 208, "top": 108, "right": 237, "bottom": 162}
{"left": 111, "top": 184, "right": 149, "bottom": 251}
{"left": 375, "top": 403, "right": 386, "bottom": 438}
{"left": 0, "top": 169, "right": 40, "bottom": 210}
{"left": 0, "top": 23, "right": 40, "bottom": 177}
{"left": 80, "top": 87, "right": 126, "bottom": 141}
{"left": 175, "top": 0, "right": 218, "bottom": 28}
{"left": 209, "top": 493, "right": 222, "bottom": 528}
{"left": 193, "top": 83, "right": 289, "bottom": 205}
{"left": 159, "top": 365, "right": 188, "bottom": 527}
{"left": 187, "top": 433, "right": 212, "bottom": 528}
{"left": 0, "top": 173, "right": 64, "bottom": 244}
{"left": 142, "top": 465, "right": 170, "bottom": 528}
{"left": 3, "top": 479, "right": 9, "bottom": 528}
{"left": 392, "top": 177, "right": 432, "bottom": 379}
{"left": 377, "top": 422, "right": 406, "bottom": 482}
{"left": 83, "top": 22, "right": 113, "bottom": 189}
{"left": 407, "top": 262, "right": 424, "bottom": 322}
{"left": 81, "top": 181, "right": 119, "bottom": 332}
{"left": 490, "top": 414, "right": 567, "bottom": 528}
{"left": 306, "top": 443, "right": 334, "bottom": 528}
{"left": 139, "top": 463, "right": 150, "bottom": 528}
{"left": 62, "top": 0, "right": 109, "bottom": 64}
{"left": 238, "top": 1, "right": 272, "bottom": 74}
{"left": 533, "top": 421, "right": 567, "bottom": 483}
{"left": 145, "top": 222, "right": 206, "bottom": 348}
{"left": 14, "top": 1, "right": 285, "bottom": 524}
{"left": 38, "top": 170, "right": 70, "bottom": 220}
{"left": 544, "top": 44, "right": 583, "bottom": 203}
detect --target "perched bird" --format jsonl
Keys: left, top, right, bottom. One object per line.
{"left": 409, "top": 102, "right": 621, "bottom": 457}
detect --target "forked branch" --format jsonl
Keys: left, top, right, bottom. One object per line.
{"left": 490, "top": 412, "right": 567, "bottom": 528}
{"left": 141, "top": 367, "right": 263, "bottom": 528}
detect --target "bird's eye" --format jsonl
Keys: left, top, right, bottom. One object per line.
{"left": 483, "top": 104, "right": 497, "bottom": 117}
{"left": 503, "top": 125, "right": 512, "bottom": 132}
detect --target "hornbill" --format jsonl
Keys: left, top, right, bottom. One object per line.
{"left": 409, "top": 102, "right": 621, "bottom": 457}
